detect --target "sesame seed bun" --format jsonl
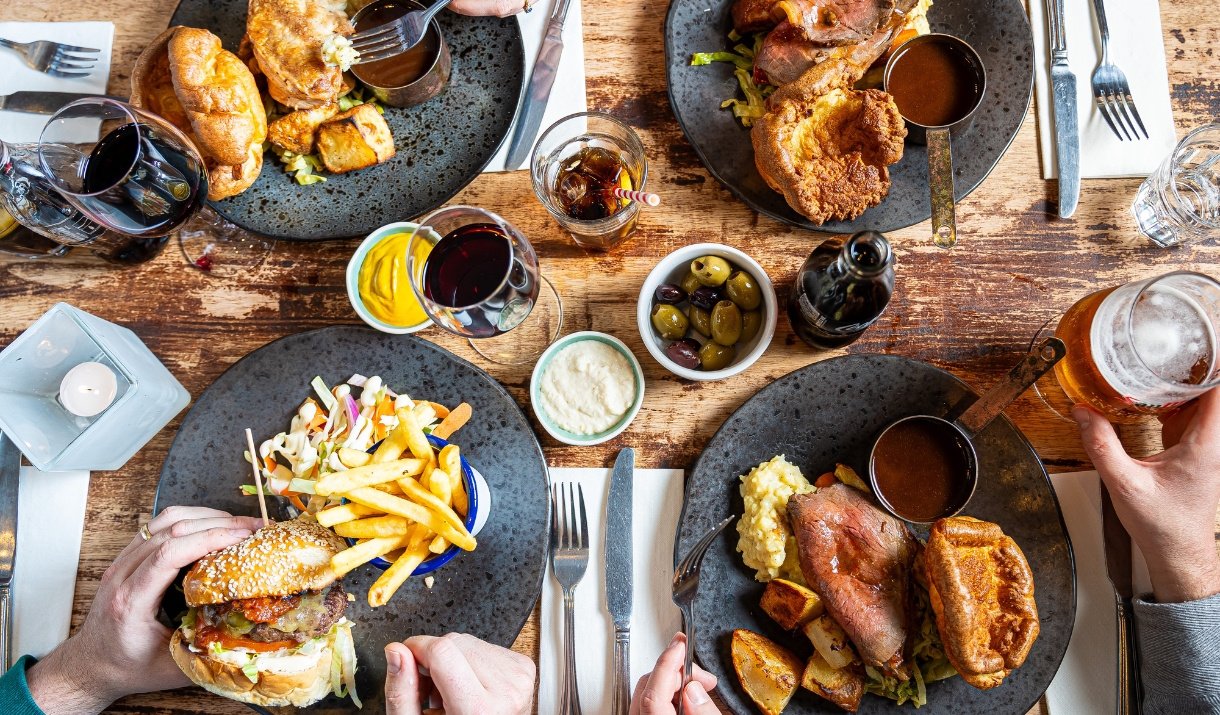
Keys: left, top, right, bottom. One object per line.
{"left": 170, "top": 629, "right": 335, "bottom": 708}
{"left": 183, "top": 517, "right": 348, "bottom": 606}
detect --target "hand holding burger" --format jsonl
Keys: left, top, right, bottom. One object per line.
{"left": 25, "top": 507, "right": 262, "bottom": 715}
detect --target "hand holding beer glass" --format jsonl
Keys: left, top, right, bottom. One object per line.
{"left": 1035, "top": 271, "right": 1220, "bottom": 423}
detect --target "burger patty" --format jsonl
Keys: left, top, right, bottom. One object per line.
{"left": 199, "top": 580, "right": 347, "bottom": 645}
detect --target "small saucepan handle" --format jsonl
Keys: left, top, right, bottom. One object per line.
{"left": 956, "top": 338, "right": 1068, "bottom": 437}
{"left": 927, "top": 128, "right": 957, "bottom": 249}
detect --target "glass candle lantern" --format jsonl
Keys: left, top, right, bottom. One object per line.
{"left": 0, "top": 303, "right": 190, "bottom": 471}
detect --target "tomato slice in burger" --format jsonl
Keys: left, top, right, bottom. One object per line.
{"left": 194, "top": 625, "right": 298, "bottom": 653}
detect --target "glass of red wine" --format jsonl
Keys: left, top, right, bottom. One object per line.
{"left": 407, "top": 205, "right": 563, "bottom": 364}
{"left": 36, "top": 97, "right": 273, "bottom": 275}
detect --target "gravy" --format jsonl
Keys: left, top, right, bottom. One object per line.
{"left": 886, "top": 40, "right": 982, "bottom": 127}
{"left": 352, "top": 1, "right": 440, "bottom": 88}
{"left": 871, "top": 417, "right": 971, "bottom": 522}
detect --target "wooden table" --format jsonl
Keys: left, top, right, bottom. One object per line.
{"left": 2, "top": 0, "right": 1218, "bottom": 712}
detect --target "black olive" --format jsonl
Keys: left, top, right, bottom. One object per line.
{"left": 666, "top": 338, "right": 702, "bottom": 370}
{"left": 689, "top": 286, "right": 724, "bottom": 311}
{"left": 654, "top": 283, "right": 687, "bottom": 305}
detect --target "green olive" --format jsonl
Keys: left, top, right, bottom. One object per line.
{"left": 698, "top": 341, "right": 736, "bottom": 371}
{"left": 725, "top": 270, "right": 762, "bottom": 311}
{"left": 689, "top": 305, "right": 712, "bottom": 337}
{"left": 711, "top": 300, "right": 742, "bottom": 346}
{"left": 651, "top": 303, "right": 689, "bottom": 340}
{"left": 679, "top": 271, "right": 703, "bottom": 296}
{"left": 739, "top": 309, "right": 762, "bottom": 344}
{"left": 691, "top": 256, "right": 732, "bottom": 287}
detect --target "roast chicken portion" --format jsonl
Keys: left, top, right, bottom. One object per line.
{"left": 787, "top": 483, "right": 919, "bottom": 679}
{"left": 750, "top": 59, "right": 905, "bottom": 225}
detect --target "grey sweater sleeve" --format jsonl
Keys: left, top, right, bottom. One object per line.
{"left": 1134, "top": 591, "right": 1220, "bottom": 715}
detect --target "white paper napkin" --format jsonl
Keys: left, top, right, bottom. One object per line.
{"left": 12, "top": 467, "right": 90, "bottom": 660}
{"left": 483, "top": 3, "right": 587, "bottom": 172}
{"left": 539, "top": 468, "right": 684, "bottom": 715}
{"left": 1027, "top": 0, "right": 1177, "bottom": 179}
{"left": 0, "top": 22, "right": 114, "bottom": 145}
{"left": 1045, "top": 470, "right": 1152, "bottom": 715}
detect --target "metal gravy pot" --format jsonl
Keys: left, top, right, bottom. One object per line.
{"left": 867, "top": 337, "right": 1066, "bottom": 524}
{"left": 884, "top": 34, "right": 988, "bottom": 249}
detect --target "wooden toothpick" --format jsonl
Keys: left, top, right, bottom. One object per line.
{"left": 246, "top": 428, "right": 270, "bottom": 528}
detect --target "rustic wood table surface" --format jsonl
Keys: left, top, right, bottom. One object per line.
{"left": 2, "top": 0, "right": 1218, "bottom": 712}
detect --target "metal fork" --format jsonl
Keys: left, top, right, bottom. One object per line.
{"left": 550, "top": 482, "right": 589, "bottom": 715}
{"left": 1089, "top": 0, "right": 1148, "bottom": 141}
{"left": 349, "top": 0, "right": 453, "bottom": 64}
{"left": 672, "top": 516, "right": 734, "bottom": 715}
{"left": 0, "top": 38, "right": 99, "bottom": 78}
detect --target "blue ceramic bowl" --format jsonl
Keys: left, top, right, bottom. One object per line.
{"left": 344, "top": 433, "right": 479, "bottom": 573}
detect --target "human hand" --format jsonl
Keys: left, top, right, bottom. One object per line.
{"left": 1073, "top": 388, "right": 1220, "bottom": 603}
{"left": 630, "top": 633, "right": 719, "bottom": 715}
{"left": 384, "top": 632, "right": 536, "bottom": 715}
{"left": 448, "top": 0, "right": 527, "bottom": 17}
{"left": 25, "top": 506, "right": 264, "bottom": 715}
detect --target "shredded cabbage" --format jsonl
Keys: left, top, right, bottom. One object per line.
{"left": 691, "top": 31, "right": 777, "bottom": 127}
{"left": 338, "top": 624, "right": 361, "bottom": 708}
{"left": 863, "top": 579, "right": 956, "bottom": 707}
{"left": 241, "top": 662, "right": 260, "bottom": 683}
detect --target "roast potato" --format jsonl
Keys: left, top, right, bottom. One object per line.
{"left": 760, "top": 579, "right": 825, "bottom": 631}
{"left": 731, "top": 629, "right": 804, "bottom": 715}
{"left": 833, "top": 463, "right": 871, "bottom": 493}
{"left": 801, "top": 651, "right": 865, "bottom": 712}
{"left": 803, "top": 616, "right": 858, "bottom": 670}
{"left": 317, "top": 103, "right": 395, "bottom": 173}
{"left": 269, "top": 103, "right": 340, "bottom": 154}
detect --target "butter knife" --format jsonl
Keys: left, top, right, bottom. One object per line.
{"left": 503, "top": 0, "right": 575, "bottom": 170}
{"left": 605, "top": 448, "right": 634, "bottom": 715}
{"left": 0, "top": 433, "right": 20, "bottom": 671}
{"left": 1046, "top": 0, "right": 1080, "bottom": 217}
{"left": 1101, "top": 482, "right": 1142, "bottom": 715}
{"left": 0, "top": 92, "right": 126, "bottom": 115}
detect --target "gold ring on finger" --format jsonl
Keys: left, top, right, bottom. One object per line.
{"left": 139, "top": 523, "right": 152, "bottom": 541}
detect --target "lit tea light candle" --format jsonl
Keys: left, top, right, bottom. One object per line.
{"left": 59, "top": 362, "right": 118, "bottom": 417}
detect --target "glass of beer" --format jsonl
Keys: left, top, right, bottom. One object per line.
{"left": 1033, "top": 271, "right": 1220, "bottom": 423}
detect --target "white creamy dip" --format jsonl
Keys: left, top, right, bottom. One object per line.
{"left": 538, "top": 340, "right": 636, "bottom": 435}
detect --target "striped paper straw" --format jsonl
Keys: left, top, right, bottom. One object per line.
{"left": 610, "top": 187, "right": 661, "bottom": 206}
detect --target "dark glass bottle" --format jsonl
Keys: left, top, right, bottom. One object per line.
{"left": 788, "top": 230, "right": 895, "bottom": 350}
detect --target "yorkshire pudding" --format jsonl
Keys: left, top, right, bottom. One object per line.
{"left": 750, "top": 59, "right": 905, "bottom": 225}
{"left": 925, "top": 516, "right": 1040, "bottom": 690}
{"left": 131, "top": 27, "right": 267, "bottom": 200}
{"left": 247, "top": 0, "right": 353, "bottom": 109}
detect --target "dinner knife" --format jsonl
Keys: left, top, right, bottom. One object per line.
{"left": 1101, "top": 482, "right": 1142, "bottom": 715}
{"left": 0, "top": 92, "right": 127, "bottom": 115}
{"left": 503, "top": 0, "right": 576, "bottom": 170}
{"left": 606, "top": 447, "right": 635, "bottom": 715}
{"left": 1046, "top": 0, "right": 1080, "bottom": 217}
{"left": 0, "top": 433, "right": 20, "bottom": 672}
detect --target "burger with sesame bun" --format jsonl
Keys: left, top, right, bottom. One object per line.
{"left": 170, "top": 517, "right": 362, "bottom": 708}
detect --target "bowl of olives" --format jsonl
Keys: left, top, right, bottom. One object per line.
{"left": 637, "top": 243, "right": 777, "bottom": 381}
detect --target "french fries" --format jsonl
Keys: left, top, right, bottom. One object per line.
{"left": 301, "top": 388, "right": 477, "bottom": 609}
{"left": 333, "top": 515, "right": 411, "bottom": 539}
{"left": 343, "top": 487, "right": 476, "bottom": 551}
{"left": 314, "top": 458, "right": 425, "bottom": 495}
{"left": 317, "top": 502, "right": 380, "bottom": 527}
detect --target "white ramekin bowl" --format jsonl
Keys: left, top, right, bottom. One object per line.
{"left": 636, "top": 243, "right": 777, "bottom": 381}
{"left": 346, "top": 222, "right": 439, "bottom": 334}
{"left": 529, "top": 331, "right": 645, "bottom": 446}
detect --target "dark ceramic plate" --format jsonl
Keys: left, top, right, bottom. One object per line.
{"left": 169, "top": 0, "right": 525, "bottom": 240}
{"left": 155, "top": 326, "right": 549, "bottom": 713}
{"left": 664, "top": 0, "right": 1034, "bottom": 233}
{"left": 675, "top": 355, "right": 1075, "bottom": 714}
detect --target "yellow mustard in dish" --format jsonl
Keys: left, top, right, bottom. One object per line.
{"left": 357, "top": 231, "right": 432, "bottom": 327}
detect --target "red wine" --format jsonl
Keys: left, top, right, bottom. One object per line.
{"left": 788, "top": 231, "right": 894, "bottom": 350}
{"left": 81, "top": 123, "right": 205, "bottom": 236}
{"left": 423, "top": 224, "right": 512, "bottom": 308}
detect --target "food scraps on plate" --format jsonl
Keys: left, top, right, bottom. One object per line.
{"left": 733, "top": 456, "right": 1039, "bottom": 712}
{"left": 241, "top": 373, "right": 476, "bottom": 607}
